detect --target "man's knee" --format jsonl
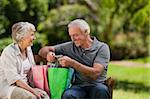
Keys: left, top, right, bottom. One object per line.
{"left": 97, "top": 85, "right": 109, "bottom": 94}
{"left": 62, "top": 89, "right": 73, "bottom": 99}
{"left": 92, "top": 84, "right": 110, "bottom": 98}
{"left": 62, "top": 87, "right": 87, "bottom": 99}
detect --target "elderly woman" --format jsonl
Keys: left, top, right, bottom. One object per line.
{"left": 0, "top": 22, "right": 49, "bottom": 99}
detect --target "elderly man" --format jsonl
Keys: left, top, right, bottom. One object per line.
{"left": 39, "top": 19, "right": 110, "bottom": 99}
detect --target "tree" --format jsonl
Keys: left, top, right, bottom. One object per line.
{"left": 0, "top": 0, "right": 49, "bottom": 38}
{"left": 38, "top": 4, "right": 90, "bottom": 45}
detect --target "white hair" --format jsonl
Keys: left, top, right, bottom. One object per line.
{"left": 68, "top": 19, "right": 90, "bottom": 34}
{"left": 12, "top": 22, "right": 36, "bottom": 43}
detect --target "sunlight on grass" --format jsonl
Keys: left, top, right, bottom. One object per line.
{"left": 108, "top": 64, "right": 150, "bottom": 86}
{"left": 113, "top": 89, "right": 150, "bottom": 99}
{"left": 107, "top": 63, "right": 150, "bottom": 99}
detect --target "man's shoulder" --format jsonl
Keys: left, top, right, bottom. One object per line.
{"left": 94, "top": 38, "right": 108, "bottom": 48}
{"left": 95, "top": 40, "right": 110, "bottom": 52}
{"left": 62, "top": 41, "right": 73, "bottom": 45}
{"left": 55, "top": 41, "right": 73, "bottom": 47}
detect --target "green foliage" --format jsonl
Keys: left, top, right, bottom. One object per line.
{"left": 12, "top": 0, "right": 27, "bottom": 11}
{"left": 38, "top": 4, "right": 90, "bottom": 44}
{"left": 131, "top": 2, "right": 149, "bottom": 32}
{"left": 0, "top": 0, "right": 9, "bottom": 35}
{"left": 0, "top": 15, "right": 9, "bottom": 35}
{"left": 0, "top": 37, "right": 12, "bottom": 53}
{"left": 26, "top": 0, "right": 49, "bottom": 21}
{"left": 0, "top": 0, "right": 49, "bottom": 37}
{"left": 38, "top": 4, "right": 89, "bottom": 30}
{"left": 111, "top": 32, "right": 149, "bottom": 59}
{"left": 0, "top": 0, "right": 149, "bottom": 59}
{"left": 32, "top": 32, "right": 48, "bottom": 54}
{"left": 34, "top": 32, "right": 48, "bottom": 46}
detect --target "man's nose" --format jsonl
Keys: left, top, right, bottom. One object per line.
{"left": 74, "top": 35, "right": 79, "bottom": 40}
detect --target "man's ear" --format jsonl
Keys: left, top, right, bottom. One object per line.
{"left": 85, "top": 29, "right": 88, "bottom": 34}
{"left": 84, "top": 29, "right": 89, "bottom": 35}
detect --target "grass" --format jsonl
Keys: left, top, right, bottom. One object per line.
{"left": 127, "top": 57, "right": 150, "bottom": 63}
{"left": 113, "top": 89, "right": 150, "bottom": 99}
{"left": 108, "top": 64, "right": 150, "bottom": 85}
{"left": 107, "top": 63, "right": 150, "bottom": 99}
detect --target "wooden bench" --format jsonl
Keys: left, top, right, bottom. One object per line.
{"left": 105, "top": 77, "right": 115, "bottom": 99}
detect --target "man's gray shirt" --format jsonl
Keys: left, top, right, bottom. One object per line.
{"left": 54, "top": 37, "right": 110, "bottom": 86}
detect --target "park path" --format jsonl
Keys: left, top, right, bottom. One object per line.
{"left": 110, "top": 61, "right": 150, "bottom": 68}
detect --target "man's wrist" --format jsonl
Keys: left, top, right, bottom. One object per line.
{"left": 71, "top": 59, "right": 79, "bottom": 69}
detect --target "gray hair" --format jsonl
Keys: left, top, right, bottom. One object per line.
{"left": 12, "top": 22, "right": 36, "bottom": 43}
{"left": 68, "top": 19, "right": 90, "bottom": 34}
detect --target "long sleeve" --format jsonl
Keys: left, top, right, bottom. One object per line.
{"left": 0, "top": 48, "right": 22, "bottom": 85}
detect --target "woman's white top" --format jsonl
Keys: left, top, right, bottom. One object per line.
{"left": 0, "top": 43, "right": 35, "bottom": 99}
{"left": 22, "top": 58, "right": 32, "bottom": 83}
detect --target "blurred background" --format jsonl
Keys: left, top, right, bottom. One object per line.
{"left": 0, "top": 0, "right": 149, "bottom": 99}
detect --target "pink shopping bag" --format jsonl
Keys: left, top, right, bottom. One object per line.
{"left": 32, "top": 66, "right": 44, "bottom": 89}
{"left": 43, "top": 65, "right": 50, "bottom": 96}
{"left": 31, "top": 65, "right": 50, "bottom": 96}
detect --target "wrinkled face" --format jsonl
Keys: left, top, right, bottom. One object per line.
{"left": 69, "top": 26, "right": 87, "bottom": 47}
{"left": 22, "top": 31, "right": 36, "bottom": 47}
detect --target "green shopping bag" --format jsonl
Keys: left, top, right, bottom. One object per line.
{"left": 48, "top": 67, "right": 69, "bottom": 99}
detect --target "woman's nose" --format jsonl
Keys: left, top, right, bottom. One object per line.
{"left": 33, "top": 35, "right": 36, "bottom": 40}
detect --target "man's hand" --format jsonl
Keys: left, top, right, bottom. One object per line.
{"left": 47, "top": 52, "right": 56, "bottom": 62}
{"left": 38, "top": 47, "right": 50, "bottom": 59}
{"left": 58, "top": 56, "right": 74, "bottom": 67}
{"left": 38, "top": 46, "right": 55, "bottom": 59}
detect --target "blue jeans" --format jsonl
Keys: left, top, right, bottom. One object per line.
{"left": 62, "top": 83, "right": 110, "bottom": 99}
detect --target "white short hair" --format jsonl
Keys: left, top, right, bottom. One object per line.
{"left": 12, "top": 22, "right": 36, "bottom": 43}
{"left": 68, "top": 19, "right": 90, "bottom": 34}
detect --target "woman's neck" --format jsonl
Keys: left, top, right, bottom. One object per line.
{"left": 18, "top": 43, "right": 27, "bottom": 59}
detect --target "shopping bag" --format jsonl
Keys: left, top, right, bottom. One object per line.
{"left": 31, "top": 65, "right": 50, "bottom": 96}
{"left": 32, "top": 66, "right": 44, "bottom": 89}
{"left": 43, "top": 66, "right": 50, "bottom": 96}
{"left": 65, "top": 68, "right": 74, "bottom": 89}
{"left": 48, "top": 67, "right": 69, "bottom": 99}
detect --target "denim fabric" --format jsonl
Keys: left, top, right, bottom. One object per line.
{"left": 62, "top": 83, "right": 110, "bottom": 99}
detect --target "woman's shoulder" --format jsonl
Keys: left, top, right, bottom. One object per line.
{"left": 1, "top": 43, "right": 16, "bottom": 55}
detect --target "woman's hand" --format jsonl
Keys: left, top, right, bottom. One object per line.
{"left": 33, "top": 89, "right": 43, "bottom": 99}
{"left": 15, "top": 80, "right": 42, "bottom": 99}
{"left": 33, "top": 90, "right": 42, "bottom": 99}
{"left": 33, "top": 88, "right": 48, "bottom": 99}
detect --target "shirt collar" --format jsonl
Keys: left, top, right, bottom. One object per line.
{"left": 12, "top": 43, "right": 32, "bottom": 56}
{"left": 84, "top": 36, "right": 102, "bottom": 51}
{"left": 12, "top": 43, "right": 22, "bottom": 56}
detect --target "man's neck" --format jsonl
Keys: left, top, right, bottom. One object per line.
{"left": 82, "top": 36, "right": 93, "bottom": 49}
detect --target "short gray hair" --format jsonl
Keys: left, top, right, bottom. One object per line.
{"left": 68, "top": 19, "right": 90, "bottom": 34}
{"left": 12, "top": 22, "right": 36, "bottom": 43}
